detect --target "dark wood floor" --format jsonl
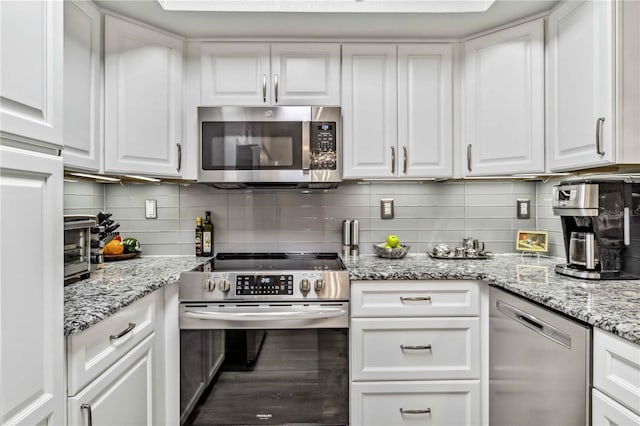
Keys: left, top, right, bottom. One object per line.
{"left": 188, "top": 329, "right": 349, "bottom": 426}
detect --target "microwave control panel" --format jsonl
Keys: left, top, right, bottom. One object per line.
{"left": 310, "top": 122, "right": 337, "bottom": 170}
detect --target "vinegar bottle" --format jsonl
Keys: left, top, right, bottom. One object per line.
{"left": 202, "top": 211, "right": 213, "bottom": 257}
{"left": 195, "top": 217, "right": 203, "bottom": 256}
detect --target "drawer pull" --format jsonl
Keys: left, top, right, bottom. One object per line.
{"left": 400, "top": 344, "right": 432, "bottom": 351}
{"left": 110, "top": 322, "right": 136, "bottom": 341}
{"left": 81, "top": 403, "right": 93, "bottom": 426}
{"left": 400, "top": 296, "right": 432, "bottom": 303}
{"left": 400, "top": 408, "right": 431, "bottom": 415}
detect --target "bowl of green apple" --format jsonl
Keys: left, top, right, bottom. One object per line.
{"left": 373, "top": 235, "right": 410, "bottom": 259}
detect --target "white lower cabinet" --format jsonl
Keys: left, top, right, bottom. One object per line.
{"left": 67, "top": 291, "right": 164, "bottom": 425}
{"left": 351, "top": 381, "right": 480, "bottom": 426}
{"left": 350, "top": 280, "right": 483, "bottom": 426}
{"left": 592, "top": 328, "right": 640, "bottom": 424}
{"left": 67, "top": 335, "right": 155, "bottom": 426}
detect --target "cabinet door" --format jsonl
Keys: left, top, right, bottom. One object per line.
{"left": 0, "top": 0, "right": 62, "bottom": 147}
{"left": 200, "top": 42, "right": 270, "bottom": 106}
{"left": 593, "top": 389, "right": 640, "bottom": 426}
{"left": 342, "top": 44, "right": 397, "bottom": 178}
{"left": 104, "top": 16, "right": 184, "bottom": 176}
{"left": 398, "top": 44, "right": 453, "bottom": 178}
{"left": 463, "top": 19, "right": 544, "bottom": 176}
{"left": 548, "top": 0, "right": 614, "bottom": 171}
{"left": 68, "top": 336, "right": 155, "bottom": 426}
{"left": 63, "top": 0, "right": 102, "bottom": 171}
{"left": 271, "top": 43, "right": 341, "bottom": 106}
{"left": 1, "top": 146, "right": 63, "bottom": 426}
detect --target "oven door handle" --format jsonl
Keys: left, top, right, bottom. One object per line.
{"left": 183, "top": 306, "right": 347, "bottom": 322}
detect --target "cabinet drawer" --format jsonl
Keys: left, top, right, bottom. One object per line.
{"left": 67, "top": 292, "right": 157, "bottom": 396}
{"left": 67, "top": 334, "right": 155, "bottom": 426}
{"left": 593, "top": 388, "right": 640, "bottom": 425}
{"left": 351, "top": 280, "right": 480, "bottom": 317}
{"left": 593, "top": 329, "right": 640, "bottom": 415}
{"left": 351, "top": 317, "right": 480, "bottom": 381}
{"left": 351, "top": 380, "right": 480, "bottom": 426}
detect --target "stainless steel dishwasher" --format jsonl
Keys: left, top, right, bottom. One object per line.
{"left": 489, "top": 286, "right": 591, "bottom": 426}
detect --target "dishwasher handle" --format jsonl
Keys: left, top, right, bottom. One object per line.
{"left": 496, "top": 299, "right": 572, "bottom": 348}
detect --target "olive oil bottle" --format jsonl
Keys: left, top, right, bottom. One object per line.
{"left": 202, "top": 211, "right": 213, "bottom": 257}
{"left": 195, "top": 217, "right": 203, "bottom": 256}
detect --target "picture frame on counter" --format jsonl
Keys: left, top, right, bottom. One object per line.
{"left": 516, "top": 230, "right": 549, "bottom": 253}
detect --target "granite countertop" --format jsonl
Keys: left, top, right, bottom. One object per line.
{"left": 64, "top": 256, "right": 210, "bottom": 336}
{"left": 343, "top": 253, "right": 640, "bottom": 345}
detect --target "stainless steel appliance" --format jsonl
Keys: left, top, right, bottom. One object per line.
{"left": 489, "top": 287, "right": 591, "bottom": 426}
{"left": 64, "top": 215, "right": 96, "bottom": 284}
{"left": 552, "top": 177, "right": 640, "bottom": 279}
{"left": 178, "top": 252, "right": 350, "bottom": 425}
{"left": 198, "top": 106, "right": 342, "bottom": 189}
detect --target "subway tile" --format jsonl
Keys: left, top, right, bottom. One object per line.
{"left": 420, "top": 206, "right": 465, "bottom": 219}
{"left": 423, "top": 194, "right": 465, "bottom": 207}
{"left": 369, "top": 182, "right": 427, "bottom": 195}
{"left": 370, "top": 218, "right": 419, "bottom": 231}
{"left": 465, "top": 194, "right": 518, "bottom": 207}
{"left": 464, "top": 182, "right": 513, "bottom": 194}
{"left": 465, "top": 218, "right": 516, "bottom": 230}
{"left": 464, "top": 206, "right": 513, "bottom": 218}
{"left": 419, "top": 218, "right": 465, "bottom": 230}
{"left": 64, "top": 181, "right": 104, "bottom": 196}
{"left": 370, "top": 193, "right": 424, "bottom": 207}
{"left": 422, "top": 182, "right": 465, "bottom": 194}
{"left": 418, "top": 230, "right": 466, "bottom": 244}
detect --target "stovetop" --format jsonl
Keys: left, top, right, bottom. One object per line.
{"left": 209, "top": 252, "right": 345, "bottom": 272}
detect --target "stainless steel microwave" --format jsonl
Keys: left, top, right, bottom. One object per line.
{"left": 198, "top": 106, "right": 341, "bottom": 189}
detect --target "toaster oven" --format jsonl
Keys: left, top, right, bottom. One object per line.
{"left": 64, "top": 215, "right": 96, "bottom": 284}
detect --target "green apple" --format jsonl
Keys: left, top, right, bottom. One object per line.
{"left": 383, "top": 243, "right": 392, "bottom": 249}
{"left": 386, "top": 234, "right": 400, "bottom": 248}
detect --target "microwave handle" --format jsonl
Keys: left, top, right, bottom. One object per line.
{"left": 302, "top": 121, "right": 311, "bottom": 170}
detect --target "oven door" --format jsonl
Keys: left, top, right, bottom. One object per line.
{"left": 179, "top": 302, "right": 349, "bottom": 426}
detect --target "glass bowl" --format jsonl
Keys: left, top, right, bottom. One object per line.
{"left": 373, "top": 244, "right": 410, "bottom": 259}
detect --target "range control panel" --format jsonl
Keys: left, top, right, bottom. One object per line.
{"left": 236, "top": 275, "right": 294, "bottom": 295}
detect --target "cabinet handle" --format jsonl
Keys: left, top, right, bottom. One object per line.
{"left": 110, "top": 322, "right": 136, "bottom": 341}
{"left": 402, "top": 146, "right": 407, "bottom": 174}
{"left": 176, "top": 143, "right": 182, "bottom": 172}
{"left": 391, "top": 146, "right": 396, "bottom": 174}
{"left": 274, "top": 74, "right": 279, "bottom": 104}
{"left": 400, "top": 344, "right": 432, "bottom": 351}
{"left": 400, "top": 296, "right": 431, "bottom": 303}
{"left": 467, "top": 144, "right": 472, "bottom": 172}
{"left": 262, "top": 74, "right": 267, "bottom": 103}
{"left": 81, "top": 403, "right": 93, "bottom": 426}
{"left": 400, "top": 408, "right": 431, "bottom": 415}
{"left": 596, "top": 117, "right": 605, "bottom": 155}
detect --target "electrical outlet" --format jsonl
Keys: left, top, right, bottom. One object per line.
{"left": 380, "top": 199, "right": 394, "bottom": 219}
{"left": 145, "top": 199, "right": 157, "bottom": 219}
{"left": 517, "top": 199, "right": 530, "bottom": 219}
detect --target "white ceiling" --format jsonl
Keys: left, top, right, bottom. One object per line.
{"left": 94, "top": 0, "right": 560, "bottom": 39}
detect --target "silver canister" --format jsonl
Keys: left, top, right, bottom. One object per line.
{"left": 350, "top": 219, "right": 359, "bottom": 257}
{"left": 342, "top": 219, "right": 351, "bottom": 257}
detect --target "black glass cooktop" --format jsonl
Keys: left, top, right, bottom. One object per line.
{"left": 211, "top": 252, "right": 344, "bottom": 271}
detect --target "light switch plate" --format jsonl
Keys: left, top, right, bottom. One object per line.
{"left": 145, "top": 199, "right": 157, "bottom": 219}
{"left": 380, "top": 198, "right": 394, "bottom": 219}
{"left": 517, "top": 199, "right": 530, "bottom": 219}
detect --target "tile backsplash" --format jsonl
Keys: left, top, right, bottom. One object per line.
{"left": 65, "top": 180, "right": 558, "bottom": 257}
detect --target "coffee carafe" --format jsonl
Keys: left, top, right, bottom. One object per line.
{"left": 552, "top": 177, "right": 640, "bottom": 279}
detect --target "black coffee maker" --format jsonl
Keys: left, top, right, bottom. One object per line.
{"left": 552, "top": 177, "right": 640, "bottom": 279}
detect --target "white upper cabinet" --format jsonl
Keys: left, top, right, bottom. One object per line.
{"left": 342, "top": 43, "right": 453, "bottom": 179}
{"left": 398, "top": 44, "right": 453, "bottom": 177}
{"left": 200, "top": 43, "right": 270, "bottom": 106}
{"left": 104, "top": 15, "right": 184, "bottom": 177}
{"left": 548, "top": 0, "right": 640, "bottom": 171}
{"left": 342, "top": 44, "right": 398, "bottom": 178}
{"left": 0, "top": 0, "right": 62, "bottom": 148}
{"left": 200, "top": 42, "right": 341, "bottom": 106}
{"left": 270, "top": 43, "right": 341, "bottom": 105}
{"left": 463, "top": 19, "right": 544, "bottom": 176}
{"left": 63, "top": 0, "right": 102, "bottom": 171}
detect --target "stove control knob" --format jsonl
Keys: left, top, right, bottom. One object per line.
{"left": 314, "top": 279, "right": 325, "bottom": 292}
{"left": 206, "top": 278, "right": 216, "bottom": 292}
{"left": 218, "top": 279, "right": 230, "bottom": 293}
{"left": 300, "top": 279, "right": 311, "bottom": 293}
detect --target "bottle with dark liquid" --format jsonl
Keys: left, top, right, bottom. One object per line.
{"left": 202, "top": 211, "right": 213, "bottom": 257}
{"left": 195, "top": 217, "right": 203, "bottom": 256}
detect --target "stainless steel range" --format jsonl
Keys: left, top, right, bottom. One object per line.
{"left": 178, "top": 252, "right": 350, "bottom": 426}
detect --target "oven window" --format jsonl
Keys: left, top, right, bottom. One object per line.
{"left": 202, "top": 122, "right": 303, "bottom": 170}
{"left": 181, "top": 328, "right": 348, "bottom": 426}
